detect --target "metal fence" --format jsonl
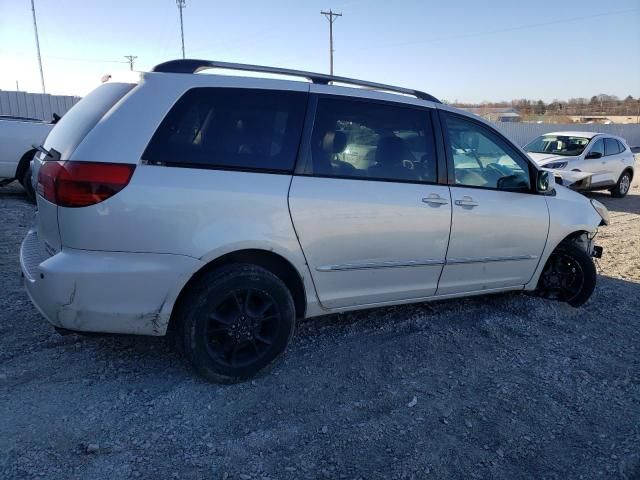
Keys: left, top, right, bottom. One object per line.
{"left": 2, "top": 90, "right": 640, "bottom": 149}
{"left": 493, "top": 122, "right": 640, "bottom": 148}
{"left": 0, "top": 91, "right": 80, "bottom": 122}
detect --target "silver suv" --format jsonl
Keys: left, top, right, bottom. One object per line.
{"left": 525, "top": 131, "right": 635, "bottom": 197}
{"left": 22, "top": 60, "right": 608, "bottom": 382}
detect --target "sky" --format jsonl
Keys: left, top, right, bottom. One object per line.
{"left": 0, "top": 0, "right": 639, "bottom": 103}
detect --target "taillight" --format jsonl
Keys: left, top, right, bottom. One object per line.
{"left": 37, "top": 161, "right": 135, "bottom": 207}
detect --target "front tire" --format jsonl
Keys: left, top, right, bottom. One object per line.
{"left": 178, "top": 264, "right": 296, "bottom": 383}
{"left": 536, "top": 242, "right": 596, "bottom": 307}
{"left": 610, "top": 170, "right": 632, "bottom": 198}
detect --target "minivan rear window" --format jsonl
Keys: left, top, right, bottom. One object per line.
{"left": 142, "top": 88, "right": 307, "bottom": 173}
{"left": 43, "top": 82, "right": 134, "bottom": 160}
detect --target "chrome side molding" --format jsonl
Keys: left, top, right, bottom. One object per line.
{"left": 317, "top": 255, "right": 537, "bottom": 272}
{"left": 446, "top": 255, "right": 537, "bottom": 265}
{"left": 316, "top": 258, "right": 444, "bottom": 272}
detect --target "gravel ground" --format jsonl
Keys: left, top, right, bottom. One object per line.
{"left": 1, "top": 176, "right": 639, "bottom": 480}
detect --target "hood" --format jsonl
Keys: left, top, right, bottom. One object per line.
{"left": 527, "top": 152, "right": 569, "bottom": 165}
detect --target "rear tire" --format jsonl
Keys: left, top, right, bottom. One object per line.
{"left": 610, "top": 170, "right": 632, "bottom": 198}
{"left": 178, "top": 264, "right": 295, "bottom": 383}
{"left": 536, "top": 242, "right": 596, "bottom": 307}
{"left": 20, "top": 165, "right": 36, "bottom": 203}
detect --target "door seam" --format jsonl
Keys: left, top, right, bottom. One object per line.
{"left": 434, "top": 186, "right": 454, "bottom": 296}
{"left": 286, "top": 175, "right": 327, "bottom": 312}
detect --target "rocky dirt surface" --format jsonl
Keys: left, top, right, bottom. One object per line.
{"left": 1, "top": 178, "right": 639, "bottom": 480}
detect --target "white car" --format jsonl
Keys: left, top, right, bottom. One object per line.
{"left": 21, "top": 60, "right": 609, "bottom": 382}
{"left": 524, "top": 131, "right": 635, "bottom": 197}
{"left": 0, "top": 115, "right": 54, "bottom": 200}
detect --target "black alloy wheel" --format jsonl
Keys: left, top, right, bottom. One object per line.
{"left": 537, "top": 242, "right": 596, "bottom": 307}
{"left": 205, "top": 288, "right": 280, "bottom": 368}
{"left": 179, "top": 264, "right": 296, "bottom": 383}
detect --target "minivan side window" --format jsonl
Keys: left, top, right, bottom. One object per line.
{"left": 143, "top": 88, "right": 307, "bottom": 172}
{"left": 307, "top": 97, "right": 437, "bottom": 183}
{"left": 444, "top": 114, "right": 531, "bottom": 191}
{"left": 604, "top": 137, "right": 621, "bottom": 156}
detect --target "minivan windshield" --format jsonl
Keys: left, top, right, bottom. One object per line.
{"left": 524, "top": 135, "right": 591, "bottom": 157}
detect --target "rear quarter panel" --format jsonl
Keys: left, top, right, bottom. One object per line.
{"left": 57, "top": 166, "right": 320, "bottom": 315}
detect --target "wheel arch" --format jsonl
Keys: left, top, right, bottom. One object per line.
{"left": 15, "top": 149, "right": 37, "bottom": 181}
{"left": 525, "top": 228, "right": 593, "bottom": 291}
{"left": 621, "top": 166, "right": 634, "bottom": 181}
{"left": 558, "top": 230, "right": 592, "bottom": 251}
{"left": 534, "top": 230, "right": 597, "bottom": 306}
{"left": 168, "top": 248, "right": 307, "bottom": 334}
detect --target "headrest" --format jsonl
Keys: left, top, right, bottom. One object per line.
{"left": 322, "top": 131, "right": 347, "bottom": 154}
{"left": 375, "top": 136, "right": 405, "bottom": 165}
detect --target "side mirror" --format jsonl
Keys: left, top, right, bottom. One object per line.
{"left": 536, "top": 170, "right": 556, "bottom": 194}
{"left": 585, "top": 151, "right": 602, "bottom": 159}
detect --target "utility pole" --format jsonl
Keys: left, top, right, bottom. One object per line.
{"left": 124, "top": 55, "right": 138, "bottom": 71}
{"left": 321, "top": 9, "right": 342, "bottom": 75}
{"left": 30, "top": 0, "right": 46, "bottom": 93}
{"left": 176, "top": 0, "right": 186, "bottom": 59}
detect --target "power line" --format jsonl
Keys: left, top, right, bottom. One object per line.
{"left": 30, "top": 0, "right": 45, "bottom": 93}
{"left": 321, "top": 10, "right": 342, "bottom": 75}
{"left": 124, "top": 55, "right": 138, "bottom": 71}
{"left": 176, "top": 0, "right": 186, "bottom": 59}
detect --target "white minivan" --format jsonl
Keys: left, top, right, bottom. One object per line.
{"left": 21, "top": 60, "right": 609, "bottom": 382}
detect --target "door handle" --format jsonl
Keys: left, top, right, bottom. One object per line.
{"left": 454, "top": 196, "right": 479, "bottom": 207}
{"left": 422, "top": 194, "right": 448, "bottom": 206}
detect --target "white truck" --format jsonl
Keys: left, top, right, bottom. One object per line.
{"left": 0, "top": 115, "right": 55, "bottom": 201}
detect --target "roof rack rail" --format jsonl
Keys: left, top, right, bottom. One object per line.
{"left": 151, "top": 59, "right": 440, "bottom": 103}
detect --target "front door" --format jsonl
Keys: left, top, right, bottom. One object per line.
{"left": 289, "top": 93, "right": 451, "bottom": 309}
{"left": 437, "top": 111, "right": 549, "bottom": 295}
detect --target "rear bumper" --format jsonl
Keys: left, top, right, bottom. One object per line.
{"left": 20, "top": 229, "right": 202, "bottom": 336}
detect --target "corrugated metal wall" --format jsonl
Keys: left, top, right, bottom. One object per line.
{"left": 493, "top": 122, "right": 640, "bottom": 148}
{"left": 2, "top": 90, "right": 640, "bottom": 148}
{"left": 0, "top": 91, "right": 80, "bottom": 122}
